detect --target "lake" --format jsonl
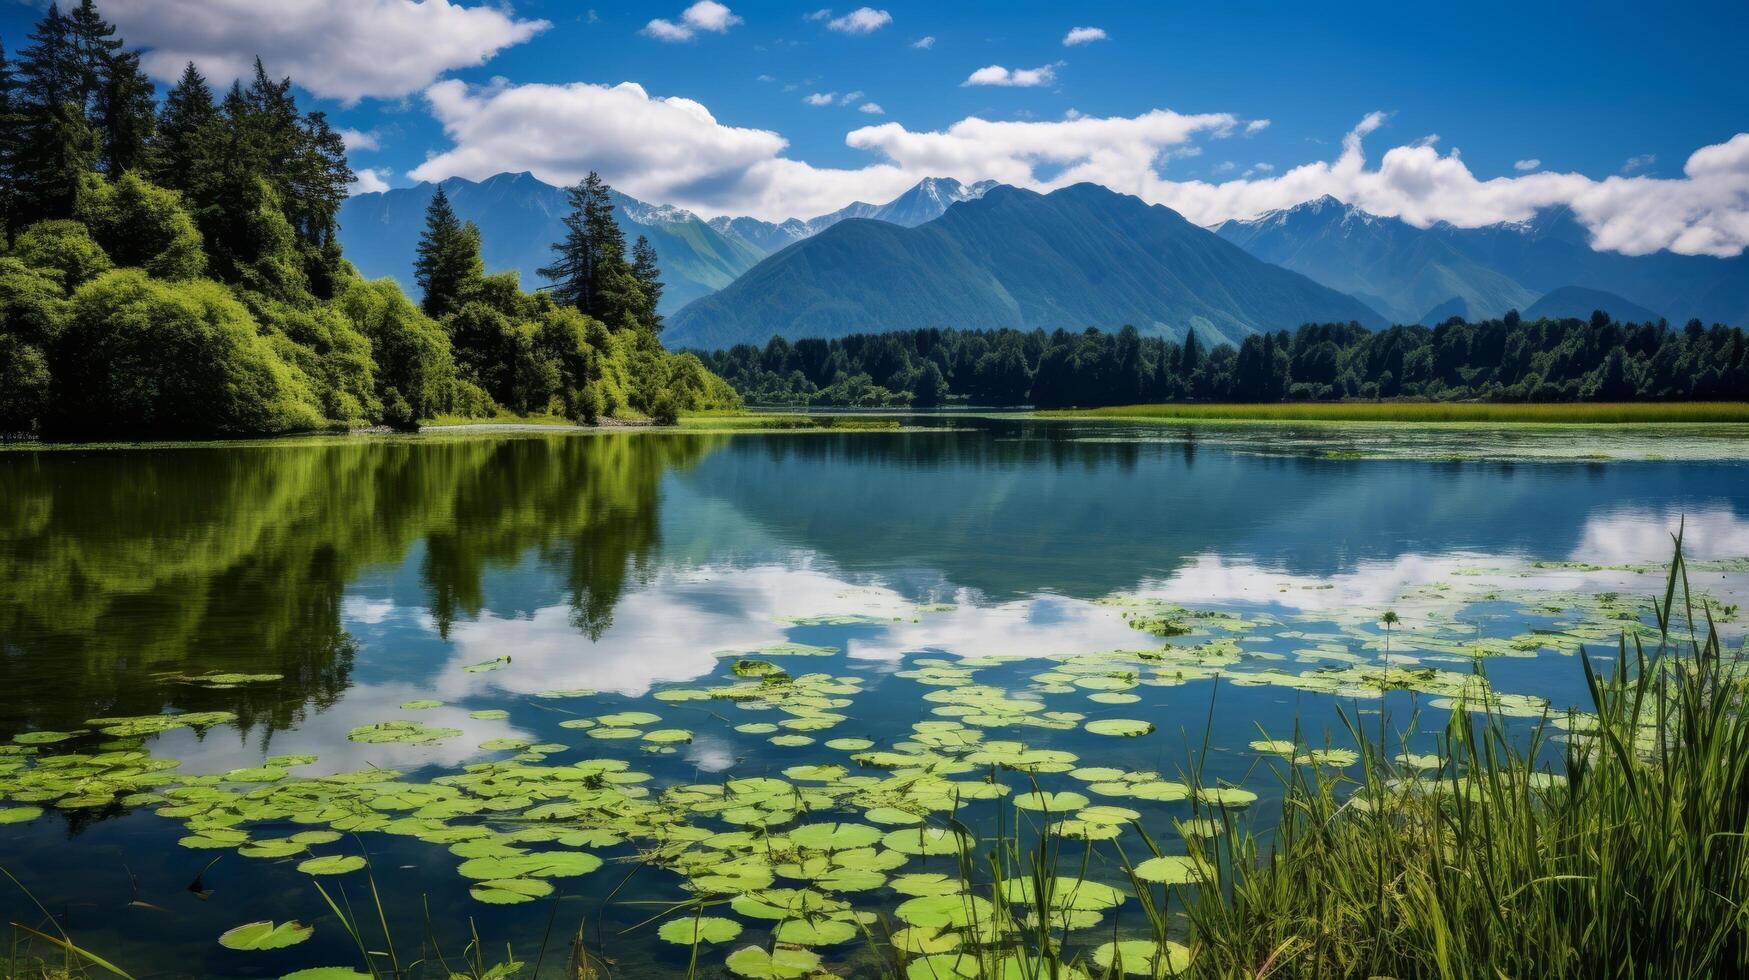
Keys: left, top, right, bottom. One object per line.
{"left": 1, "top": 417, "right": 1746, "bottom": 978}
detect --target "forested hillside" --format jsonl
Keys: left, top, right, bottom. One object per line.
{"left": 700, "top": 311, "right": 1749, "bottom": 408}
{"left": 0, "top": 2, "right": 735, "bottom": 440}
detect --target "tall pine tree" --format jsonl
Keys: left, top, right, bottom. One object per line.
{"left": 540, "top": 171, "right": 643, "bottom": 328}
{"left": 10, "top": 3, "right": 97, "bottom": 224}
{"left": 414, "top": 186, "right": 483, "bottom": 319}
{"left": 631, "top": 234, "right": 663, "bottom": 333}
{"left": 153, "top": 63, "right": 216, "bottom": 195}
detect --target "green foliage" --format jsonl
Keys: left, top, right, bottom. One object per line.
{"left": 46, "top": 269, "right": 324, "bottom": 438}
{"left": 9, "top": 219, "right": 112, "bottom": 292}
{"left": 333, "top": 276, "right": 470, "bottom": 430}
{"left": 75, "top": 172, "right": 205, "bottom": 279}
{"left": 413, "top": 186, "right": 482, "bottom": 319}
{"left": 703, "top": 316, "right": 1749, "bottom": 408}
{"left": 0, "top": 9, "right": 739, "bottom": 439}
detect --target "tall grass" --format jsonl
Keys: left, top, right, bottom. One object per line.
{"left": 1188, "top": 527, "right": 1748, "bottom": 977}
{"left": 1044, "top": 401, "right": 1749, "bottom": 424}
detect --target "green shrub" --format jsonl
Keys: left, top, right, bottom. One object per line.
{"left": 10, "top": 220, "right": 113, "bottom": 293}
{"left": 75, "top": 172, "right": 206, "bottom": 280}
{"left": 334, "top": 276, "right": 464, "bottom": 428}
{"left": 648, "top": 389, "right": 680, "bottom": 425}
{"left": 45, "top": 270, "right": 325, "bottom": 438}
{"left": 0, "top": 334, "right": 51, "bottom": 436}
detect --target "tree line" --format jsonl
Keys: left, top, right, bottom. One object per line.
{"left": 698, "top": 311, "right": 1749, "bottom": 408}
{"left": 0, "top": 1, "right": 735, "bottom": 439}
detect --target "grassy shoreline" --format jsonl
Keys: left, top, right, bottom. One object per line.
{"left": 1042, "top": 401, "right": 1749, "bottom": 424}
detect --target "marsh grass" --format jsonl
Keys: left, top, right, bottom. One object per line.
{"left": 1044, "top": 401, "right": 1749, "bottom": 424}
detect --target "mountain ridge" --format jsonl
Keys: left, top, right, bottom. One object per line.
{"left": 1218, "top": 198, "right": 1748, "bottom": 326}
{"left": 666, "top": 183, "right": 1386, "bottom": 350}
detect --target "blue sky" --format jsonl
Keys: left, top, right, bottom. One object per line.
{"left": 5, "top": 0, "right": 1748, "bottom": 254}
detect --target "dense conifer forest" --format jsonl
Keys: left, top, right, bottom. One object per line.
{"left": 699, "top": 313, "right": 1749, "bottom": 408}
{"left": 0, "top": 2, "right": 736, "bottom": 440}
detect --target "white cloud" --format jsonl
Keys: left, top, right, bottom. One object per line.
{"left": 96, "top": 0, "right": 547, "bottom": 105}
{"left": 1514, "top": 158, "right": 1541, "bottom": 172}
{"left": 643, "top": 1, "right": 742, "bottom": 42}
{"left": 349, "top": 167, "right": 391, "bottom": 195}
{"left": 911, "top": 35, "right": 936, "bottom": 49}
{"left": 1244, "top": 119, "right": 1270, "bottom": 135}
{"left": 804, "top": 92, "right": 836, "bottom": 105}
{"left": 804, "top": 8, "right": 833, "bottom": 21}
{"left": 1062, "top": 26, "right": 1107, "bottom": 46}
{"left": 839, "top": 91, "right": 864, "bottom": 105}
{"left": 409, "top": 78, "right": 1749, "bottom": 255}
{"left": 858, "top": 102, "right": 885, "bottom": 115}
{"left": 825, "top": 7, "right": 891, "bottom": 33}
{"left": 336, "top": 128, "right": 380, "bottom": 152}
{"left": 963, "top": 62, "right": 1061, "bottom": 87}
{"left": 1621, "top": 153, "right": 1656, "bottom": 174}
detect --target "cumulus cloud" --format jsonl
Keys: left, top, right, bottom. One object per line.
{"left": 95, "top": 0, "right": 547, "bottom": 104}
{"left": 963, "top": 63, "right": 1061, "bottom": 87}
{"left": 337, "top": 128, "right": 380, "bottom": 152}
{"left": 409, "top": 78, "right": 1749, "bottom": 256}
{"left": 348, "top": 167, "right": 392, "bottom": 195}
{"left": 825, "top": 7, "right": 892, "bottom": 33}
{"left": 910, "top": 35, "right": 936, "bottom": 49}
{"left": 643, "top": 1, "right": 742, "bottom": 42}
{"left": 1062, "top": 26, "right": 1107, "bottom": 45}
{"left": 804, "top": 92, "right": 836, "bottom": 105}
{"left": 858, "top": 102, "right": 885, "bottom": 115}
{"left": 1514, "top": 158, "right": 1541, "bottom": 172}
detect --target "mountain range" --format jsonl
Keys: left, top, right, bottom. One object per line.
{"left": 663, "top": 183, "right": 1386, "bottom": 350}
{"left": 337, "top": 172, "right": 764, "bottom": 313}
{"left": 707, "top": 177, "right": 999, "bottom": 255}
{"left": 1217, "top": 196, "right": 1748, "bottom": 327}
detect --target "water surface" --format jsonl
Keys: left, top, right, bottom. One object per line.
{"left": 1, "top": 418, "right": 1745, "bottom": 977}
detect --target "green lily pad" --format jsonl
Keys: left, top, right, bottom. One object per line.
{"left": 462, "top": 657, "right": 511, "bottom": 673}
{"left": 1013, "top": 791, "right": 1090, "bottom": 812}
{"left": 468, "top": 709, "right": 509, "bottom": 720}
{"left": 1131, "top": 855, "right": 1200, "bottom": 885}
{"left": 218, "top": 920, "right": 313, "bottom": 951}
{"left": 891, "top": 926, "right": 961, "bottom": 955}
{"left": 297, "top": 855, "right": 366, "bottom": 876}
{"left": 773, "top": 917, "right": 858, "bottom": 946}
{"left": 1085, "top": 719, "right": 1155, "bottom": 737}
{"left": 724, "top": 945, "right": 822, "bottom": 979}
{"left": 398, "top": 700, "right": 442, "bottom": 710}
{"left": 658, "top": 916, "right": 743, "bottom": 945}
{"left": 0, "top": 807, "right": 44, "bottom": 825}
{"left": 279, "top": 970, "right": 370, "bottom": 980}
{"left": 469, "top": 878, "right": 554, "bottom": 904}
{"left": 1092, "top": 939, "right": 1192, "bottom": 976}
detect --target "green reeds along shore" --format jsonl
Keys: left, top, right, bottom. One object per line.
{"left": 1043, "top": 401, "right": 1749, "bottom": 424}
{"left": 6, "top": 534, "right": 1743, "bottom": 978}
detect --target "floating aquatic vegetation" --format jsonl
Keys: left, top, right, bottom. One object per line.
{"left": 658, "top": 916, "right": 742, "bottom": 945}
{"left": 217, "top": 920, "right": 312, "bottom": 950}
{"left": 1085, "top": 719, "right": 1155, "bottom": 737}
{"left": 346, "top": 721, "right": 462, "bottom": 744}
{"left": 462, "top": 656, "right": 511, "bottom": 673}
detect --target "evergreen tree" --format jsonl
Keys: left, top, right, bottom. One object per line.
{"left": 64, "top": 0, "right": 119, "bottom": 109}
{"left": 540, "top": 171, "right": 639, "bottom": 326}
{"left": 414, "top": 186, "right": 483, "bottom": 319}
{"left": 153, "top": 63, "right": 216, "bottom": 195}
{"left": 1179, "top": 328, "right": 1200, "bottom": 378}
{"left": 630, "top": 234, "right": 663, "bottom": 331}
{"left": 93, "top": 47, "right": 154, "bottom": 174}
{"left": 11, "top": 4, "right": 97, "bottom": 224}
{"left": 0, "top": 38, "right": 17, "bottom": 226}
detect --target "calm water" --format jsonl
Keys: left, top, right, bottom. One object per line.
{"left": 1, "top": 418, "right": 1746, "bottom": 978}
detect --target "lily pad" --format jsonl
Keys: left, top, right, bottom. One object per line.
{"left": 218, "top": 920, "right": 313, "bottom": 951}
{"left": 297, "top": 855, "right": 366, "bottom": 876}
{"left": 1085, "top": 719, "right": 1155, "bottom": 738}
{"left": 469, "top": 878, "right": 554, "bottom": 905}
{"left": 1131, "top": 855, "right": 1200, "bottom": 885}
{"left": 724, "top": 945, "right": 822, "bottom": 979}
{"left": 658, "top": 916, "right": 743, "bottom": 945}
